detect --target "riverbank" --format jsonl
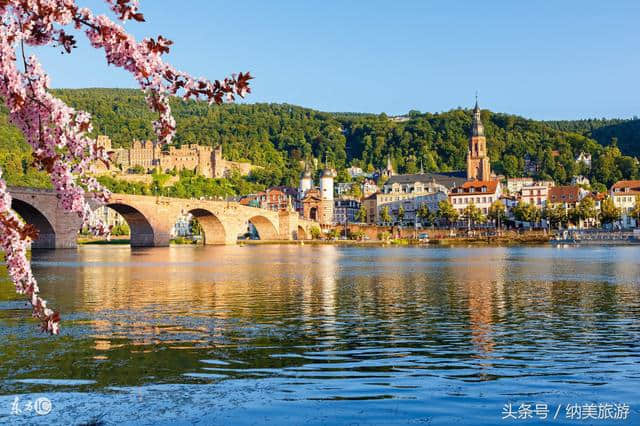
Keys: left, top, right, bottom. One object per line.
{"left": 77, "top": 236, "right": 131, "bottom": 245}
{"left": 74, "top": 233, "right": 551, "bottom": 247}
{"left": 242, "top": 233, "right": 550, "bottom": 246}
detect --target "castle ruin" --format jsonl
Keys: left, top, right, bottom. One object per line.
{"left": 95, "top": 135, "right": 255, "bottom": 178}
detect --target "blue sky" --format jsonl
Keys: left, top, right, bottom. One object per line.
{"left": 34, "top": 0, "right": 640, "bottom": 119}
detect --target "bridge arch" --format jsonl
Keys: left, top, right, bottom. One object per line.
{"left": 186, "top": 208, "right": 227, "bottom": 245}
{"left": 248, "top": 215, "right": 279, "bottom": 240}
{"left": 105, "top": 203, "right": 155, "bottom": 247}
{"left": 296, "top": 225, "right": 308, "bottom": 240}
{"left": 11, "top": 198, "right": 56, "bottom": 249}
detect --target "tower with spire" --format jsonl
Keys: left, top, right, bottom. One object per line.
{"left": 382, "top": 155, "right": 395, "bottom": 178}
{"left": 466, "top": 96, "right": 491, "bottom": 181}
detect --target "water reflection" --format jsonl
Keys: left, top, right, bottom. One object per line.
{"left": 1, "top": 245, "right": 640, "bottom": 424}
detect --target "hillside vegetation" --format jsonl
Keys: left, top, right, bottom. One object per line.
{"left": 547, "top": 118, "right": 640, "bottom": 158}
{"left": 0, "top": 88, "right": 638, "bottom": 194}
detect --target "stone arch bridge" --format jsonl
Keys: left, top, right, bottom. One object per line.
{"left": 8, "top": 187, "right": 319, "bottom": 249}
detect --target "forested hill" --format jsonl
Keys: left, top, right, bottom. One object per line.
{"left": 0, "top": 88, "right": 638, "bottom": 191}
{"left": 546, "top": 118, "right": 640, "bottom": 158}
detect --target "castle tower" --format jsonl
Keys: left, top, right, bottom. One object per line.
{"left": 320, "top": 167, "right": 335, "bottom": 201}
{"left": 212, "top": 145, "right": 224, "bottom": 178}
{"left": 319, "top": 167, "right": 336, "bottom": 225}
{"left": 197, "top": 145, "right": 213, "bottom": 178}
{"left": 467, "top": 98, "right": 491, "bottom": 181}
{"left": 299, "top": 164, "right": 313, "bottom": 200}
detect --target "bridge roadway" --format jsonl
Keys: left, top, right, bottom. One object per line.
{"left": 8, "top": 187, "right": 318, "bottom": 249}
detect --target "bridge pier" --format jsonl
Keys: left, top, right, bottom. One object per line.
{"left": 10, "top": 190, "right": 83, "bottom": 249}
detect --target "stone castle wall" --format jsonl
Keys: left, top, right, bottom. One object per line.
{"left": 95, "top": 136, "right": 256, "bottom": 178}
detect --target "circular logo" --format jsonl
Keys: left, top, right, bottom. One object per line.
{"left": 34, "top": 397, "right": 52, "bottom": 416}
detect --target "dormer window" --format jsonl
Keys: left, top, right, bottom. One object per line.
{"left": 482, "top": 186, "right": 487, "bottom": 193}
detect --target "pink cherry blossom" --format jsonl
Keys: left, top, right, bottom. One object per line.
{"left": 0, "top": 0, "right": 252, "bottom": 334}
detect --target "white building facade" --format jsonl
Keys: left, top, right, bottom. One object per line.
{"left": 449, "top": 180, "right": 502, "bottom": 215}
{"left": 611, "top": 180, "right": 640, "bottom": 228}
{"left": 521, "top": 182, "right": 551, "bottom": 207}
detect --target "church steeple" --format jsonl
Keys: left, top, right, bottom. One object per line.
{"left": 472, "top": 95, "right": 484, "bottom": 137}
{"left": 384, "top": 155, "right": 394, "bottom": 177}
{"left": 467, "top": 95, "right": 491, "bottom": 181}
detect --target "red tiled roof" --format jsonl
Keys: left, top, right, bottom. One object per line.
{"left": 611, "top": 180, "right": 640, "bottom": 195}
{"left": 450, "top": 180, "right": 499, "bottom": 195}
{"left": 548, "top": 186, "right": 580, "bottom": 203}
{"left": 268, "top": 186, "right": 298, "bottom": 197}
{"left": 611, "top": 180, "right": 640, "bottom": 188}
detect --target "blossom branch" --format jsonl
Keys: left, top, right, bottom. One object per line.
{"left": 0, "top": 0, "right": 251, "bottom": 334}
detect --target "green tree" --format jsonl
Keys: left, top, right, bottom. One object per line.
{"left": 377, "top": 231, "right": 391, "bottom": 241}
{"left": 380, "top": 206, "right": 392, "bottom": 224}
{"left": 502, "top": 154, "right": 519, "bottom": 177}
{"left": 310, "top": 226, "right": 322, "bottom": 240}
{"left": 336, "top": 168, "right": 351, "bottom": 183}
{"left": 544, "top": 204, "right": 568, "bottom": 229}
{"left": 616, "top": 156, "right": 639, "bottom": 180}
{"left": 576, "top": 196, "right": 598, "bottom": 228}
{"left": 513, "top": 201, "right": 541, "bottom": 224}
{"left": 327, "top": 228, "right": 340, "bottom": 240}
{"left": 437, "top": 199, "right": 459, "bottom": 228}
{"left": 462, "top": 201, "right": 484, "bottom": 229}
{"left": 189, "top": 218, "right": 203, "bottom": 236}
{"left": 349, "top": 230, "right": 366, "bottom": 241}
{"left": 417, "top": 204, "right": 434, "bottom": 226}
{"left": 130, "top": 164, "right": 146, "bottom": 174}
{"left": 567, "top": 207, "right": 581, "bottom": 227}
{"left": 397, "top": 205, "right": 405, "bottom": 225}
{"left": 355, "top": 206, "right": 368, "bottom": 223}
{"left": 111, "top": 222, "right": 130, "bottom": 236}
{"left": 592, "top": 146, "right": 623, "bottom": 187}
{"left": 151, "top": 171, "right": 171, "bottom": 195}
{"left": 599, "top": 197, "right": 621, "bottom": 226}
{"left": 487, "top": 200, "right": 506, "bottom": 228}
{"left": 347, "top": 183, "right": 363, "bottom": 199}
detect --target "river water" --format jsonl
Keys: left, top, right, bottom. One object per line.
{"left": 1, "top": 245, "right": 639, "bottom": 425}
